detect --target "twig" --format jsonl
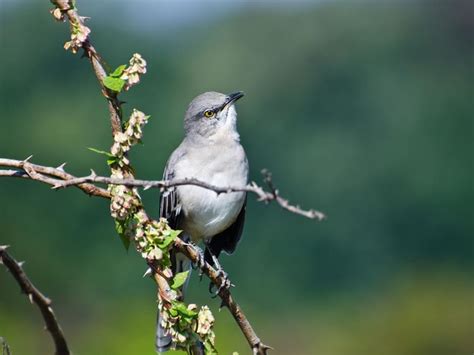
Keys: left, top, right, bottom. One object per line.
{"left": 51, "top": 0, "right": 123, "bottom": 134}
{"left": 0, "top": 158, "right": 325, "bottom": 221}
{"left": 175, "top": 239, "right": 272, "bottom": 354}
{"left": 0, "top": 246, "right": 70, "bottom": 355}
{"left": 0, "top": 158, "right": 110, "bottom": 199}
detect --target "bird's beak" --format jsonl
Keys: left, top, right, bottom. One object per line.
{"left": 226, "top": 91, "right": 245, "bottom": 106}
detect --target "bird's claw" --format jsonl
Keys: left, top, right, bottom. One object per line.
{"left": 189, "top": 243, "right": 206, "bottom": 278}
{"left": 209, "top": 267, "right": 234, "bottom": 298}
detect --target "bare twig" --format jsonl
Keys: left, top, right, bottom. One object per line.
{"left": 0, "top": 158, "right": 110, "bottom": 199}
{"left": 0, "top": 246, "right": 70, "bottom": 355}
{"left": 0, "top": 158, "right": 325, "bottom": 221}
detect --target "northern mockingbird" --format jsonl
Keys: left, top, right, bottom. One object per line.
{"left": 156, "top": 91, "right": 248, "bottom": 352}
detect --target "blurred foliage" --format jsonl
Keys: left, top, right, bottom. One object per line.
{"left": 0, "top": 0, "right": 472, "bottom": 354}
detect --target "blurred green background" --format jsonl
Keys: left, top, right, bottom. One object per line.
{"left": 0, "top": 0, "right": 472, "bottom": 354}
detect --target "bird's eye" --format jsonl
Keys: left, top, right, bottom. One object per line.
{"left": 204, "top": 110, "right": 215, "bottom": 118}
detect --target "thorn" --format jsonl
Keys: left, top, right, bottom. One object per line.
{"left": 219, "top": 299, "right": 227, "bottom": 310}
{"left": 28, "top": 293, "right": 34, "bottom": 304}
{"left": 56, "top": 162, "right": 67, "bottom": 171}
{"left": 143, "top": 268, "right": 152, "bottom": 278}
{"left": 0, "top": 245, "right": 10, "bottom": 251}
{"left": 23, "top": 155, "right": 33, "bottom": 163}
{"left": 17, "top": 261, "right": 25, "bottom": 268}
{"left": 51, "top": 184, "right": 62, "bottom": 190}
{"left": 144, "top": 184, "right": 152, "bottom": 191}
{"left": 90, "top": 169, "right": 97, "bottom": 178}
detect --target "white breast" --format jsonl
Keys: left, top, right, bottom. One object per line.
{"left": 174, "top": 141, "right": 248, "bottom": 241}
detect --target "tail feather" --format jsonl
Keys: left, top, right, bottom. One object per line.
{"left": 156, "top": 310, "right": 172, "bottom": 353}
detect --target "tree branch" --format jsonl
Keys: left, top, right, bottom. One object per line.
{"left": 0, "top": 158, "right": 325, "bottom": 221}
{"left": 0, "top": 246, "right": 70, "bottom": 355}
{"left": 0, "top": 157, "right": 110, "bottom": 199}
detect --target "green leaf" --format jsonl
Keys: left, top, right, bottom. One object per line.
{"left": 107, "top": 156, "right": 119, "bottom": 166}
{"left": 171, "top": 301, "right": 198, "bottom": 318}
{"left": 115, "top": 220, "right": 130, "bottom": 251}
{"left": 171, "top": 270, "right": 190, "bottom": 290}
{"left": 158, "top": 230, "right": 181, "bottom": 249}
{"left": 110, "top": 64, "right": 127, "bottom": 78}
{"left": 103, "top": 76, "right": 125, "bottom": 92}
{"left": 204, "top": 340, "right": 218, "bottom": 355}
{"left": 88, "top": 147, "right": 113, "bottom": 157}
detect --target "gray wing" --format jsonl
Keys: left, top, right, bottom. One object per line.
{"left": 204, "top": 196, "right": 247, "bottom": 264}
{"left": 159, "top": 149, "right": 184, "bottom": 229}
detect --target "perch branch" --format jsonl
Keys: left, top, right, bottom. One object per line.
{"left": 0, "top": 158, "right": 325, "bottom": 221}
{"left": 0, "top": 246, "right": 70, "bottom": 355}
{"left": 175, "top": 238, "right": 272, "bottom": 354}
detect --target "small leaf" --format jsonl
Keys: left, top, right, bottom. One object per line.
{"left": 171, "top": 270, "right": 189, "bottom": 290}
{"left": 158, "top": 230, "right": 181, "bottom": 249}
{"left": 110, "top": 64, "right": 127, "bottom": 78}
{"left": 88, "top": 147, "right": 113, "bottom": 157}
{"left": 107, "top": 156, "right": 119, "bottom": 166}
{"left": 204, "top": 341, "right": 218, "bottom": 355}
{"left": 171, "top": 301, "right": 198, "bottom": 318}
{"left": 103, "top": 76, "right": 125, "bottom": 92}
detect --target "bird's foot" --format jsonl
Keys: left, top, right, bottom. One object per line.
{"left": 208, "top": 255, "right": 234, "bottom": 298}
{"left": 187, "top": 242, "right": 206, "bottom": 278}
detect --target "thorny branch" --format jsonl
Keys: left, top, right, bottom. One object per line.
{"left": 0, "top": 246, "right": 70, "bottom": 355}
{"left": 0, "top": 158, "right": 325, "bottom": 221}
{"left": 0, "top": 157, "right": 110, "bottom": 199}
{"left": 51, "top": 0, "right": 123, "bottom": 134}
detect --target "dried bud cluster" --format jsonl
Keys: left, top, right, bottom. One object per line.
{"left": 109, "top": 110, "right": 148, "bottom": 230}
{"left": 120, "top": 53, "right": 147, "bottom": 90}
{"left": 196, "top": 306, "right": 215, "bottom": 340}
{"left": 110, "top": 109, "right": 149, "bottom": 168}
{"left": 64, "top": 22, "right": 91, "bottom": 54}
{"left": 135, "top": 217, "right": 178, "bottom": 264}
{"left": 158, "top": 302, "right": 217, "bottom": 352}
{"left": 50, "top": 8, "right": 64, "bottom": 21}
{"left": 50, "top": 3, "right": 91, "bottom": 54}
{"left": 109, "top": 185, "right": 140, "bottom": 221}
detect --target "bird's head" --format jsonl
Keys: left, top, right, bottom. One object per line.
{"left": 184, "top": 91, "right": 244, "bottom": 140}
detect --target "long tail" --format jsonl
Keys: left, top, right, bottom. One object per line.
{"left": 155, "top": 251, "right": 192, "bottom": 353}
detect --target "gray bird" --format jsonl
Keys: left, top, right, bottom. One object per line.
{"left": 156, "top": 91, "right": 248, "bottom": 352}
